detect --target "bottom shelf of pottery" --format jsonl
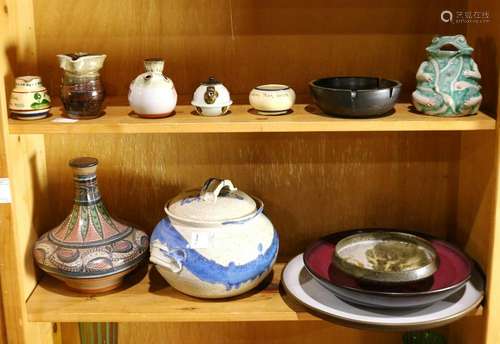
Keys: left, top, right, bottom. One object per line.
{"left": 26, "top": 262, "right": 482, "bottom": 328}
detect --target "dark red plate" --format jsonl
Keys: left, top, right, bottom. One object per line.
{"left": 303, "top": 230, "right": 472, "bottom": 308}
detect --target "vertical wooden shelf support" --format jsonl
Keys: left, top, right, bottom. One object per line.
{"left": 0, "top": 0, "right": 53, "bottom": 343}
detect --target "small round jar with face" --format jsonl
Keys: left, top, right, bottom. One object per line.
{"left": 191, "top": 77, "right": 232, "bottom": 116}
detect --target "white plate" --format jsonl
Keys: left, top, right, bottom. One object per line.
{"left": 282, "top": 254, "right": 484, "bottom": 330}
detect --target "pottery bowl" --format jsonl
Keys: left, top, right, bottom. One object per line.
{"left": 334, "top": 232, "right": 439, "bottom": 284}
{"left": 309, "top": 77, "right": 401, "bottom": 118}
{"left": 304, "top": 230, "right": 472, "bottom": 309}
{"left": 249, "top": 84, "right": 295, "bottom": 115}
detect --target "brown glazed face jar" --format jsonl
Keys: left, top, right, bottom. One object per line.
{"left": 57, "top": 53, "right": 106, "bottom": 119}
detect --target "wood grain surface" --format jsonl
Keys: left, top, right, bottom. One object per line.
{"left": 0, "top": 0, "right": 54, "bottom": 342}
{"left": 8, "top": 102, "right": 495, "bottom": 134}
{"left": 43, "top": 131, "right": 460, "bottom": 258}
{"left": 116, "top": 322, "right": 403, "bottom": 344}
{"left": 33, "top": 0, "right": 467, "bottom": 101}
{"left": 27, "top": 261, "right": 483, "bottom": 324}
{"left": 27, "top": 263, "right": 318, "bottom": 323}
{"left": 458, "top": 1, "right": 500, "bottom": 343}
{"left": 0, "top": 292, "right": 5, "bottom": 344}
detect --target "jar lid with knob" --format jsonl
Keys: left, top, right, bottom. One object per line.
{"left": 165, "top": 178, "right": 263, "bottom": 225}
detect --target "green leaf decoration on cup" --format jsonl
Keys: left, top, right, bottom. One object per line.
{"left": 31, "top": 101, "right": 48, "bottom": 109}
{"left": 31, "top": 93, "right": 51, "bottom": 109}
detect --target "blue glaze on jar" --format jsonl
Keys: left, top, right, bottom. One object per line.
{"left": 151, "top": 218, "right": 279, "bottom": 291}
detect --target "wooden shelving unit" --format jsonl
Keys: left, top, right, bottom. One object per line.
{"left": 9, "top": 103, "right": 496, "bottom": 134}
{"left": 1, "top": 0, "right": 499, "bottom": 343}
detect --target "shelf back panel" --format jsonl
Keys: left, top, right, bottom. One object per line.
{"left": 43, "top": 131, "right": 460, "bottom": 258}
{"left": 33, "top": 0, "right": 467, "bottom": 102}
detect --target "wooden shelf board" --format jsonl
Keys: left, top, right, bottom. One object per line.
{"left": 26, "top": 263, "right": 320, "bottom": 323}
{"left": 9, "top": 102, "right": 495, "bottom": 135}
{"left": 26, "top": 263, "right": 483, "bottom": 323}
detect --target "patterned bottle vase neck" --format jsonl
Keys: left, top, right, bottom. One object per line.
{"left": 74, "top": 173, "right": 102, "bottom": 205}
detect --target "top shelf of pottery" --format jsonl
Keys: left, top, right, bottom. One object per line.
{"left": 8, "top": 101, "right": 495, "bottom": 134}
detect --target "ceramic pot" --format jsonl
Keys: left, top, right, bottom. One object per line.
{"left": 128, "top": 58, "right": 177, "bottom": 118}
{"left": 191, "top": 77, "right": 232, "bottom": 116}
{"left": 9, "top": 76, "right": 51, "bottom": 120}
{"left": 310, "top": 77, "right": 401, "bottom": 118}
{"left": 150, "top": 178, "right": 279, "bottom": 298}
{"left": 58, "top": 53, "right": 106, "bottom": 119}
{"left": 33, "top": 157, "right": 149, "bottom": 293}
{"left": 412, "top": 35, "right": 482, "bottom": 116}
{"left": 249, "top": 84, "right": 295, "bottom": 115}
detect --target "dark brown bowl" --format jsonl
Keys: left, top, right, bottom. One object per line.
{"left": 309, "top": 77, "right": 401, "bottom": 118}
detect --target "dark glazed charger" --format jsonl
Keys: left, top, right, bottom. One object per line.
{"left": 303, "top": 229, "right": 473, "bottom": 309}
{"left": 309, "top": 77, "right": 401, "bottom": 118}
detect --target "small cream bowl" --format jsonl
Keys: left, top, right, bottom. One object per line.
{"left": 249, "top": 84, "right": 295, "bottom": 115}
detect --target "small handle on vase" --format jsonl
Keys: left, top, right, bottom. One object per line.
{"left": 200, "top": 178, "right": 237, "bottom": 203}
{"left": 150, "top": 246, "right": 186, "bottom": 273}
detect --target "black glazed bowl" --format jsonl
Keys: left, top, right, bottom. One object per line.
{"left": 309, "top": 77, "right": 401, "bottom": 118}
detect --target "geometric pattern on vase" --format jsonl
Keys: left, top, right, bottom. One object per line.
{"left": 33, "top": 157, "right": 149, "bottom": 291}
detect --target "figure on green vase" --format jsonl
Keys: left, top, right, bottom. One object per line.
{"left": 412, "top": 35, "right": 482, "bottom": 116}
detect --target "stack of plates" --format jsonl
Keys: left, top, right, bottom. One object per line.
{"left": 282, "top": 230, "right": 484, "bottom": 330}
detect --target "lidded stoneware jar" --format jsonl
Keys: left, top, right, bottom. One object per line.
{"left": 9, "top": 76, "right": 51, "bottom": 120}
{"left": 33, "top": 157, "right": 149, "bottom": 293}
{"left": 191, "top": 77, "right": 232, "bottom": 116}
{"left": 150, "top": 178, "right": 279, "bottom": 298}
{"left": 58, "top": 53, "right": 107, "bottom": 119}
{"left": 128, "top": 58, "right": 177, "bottom": 118}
